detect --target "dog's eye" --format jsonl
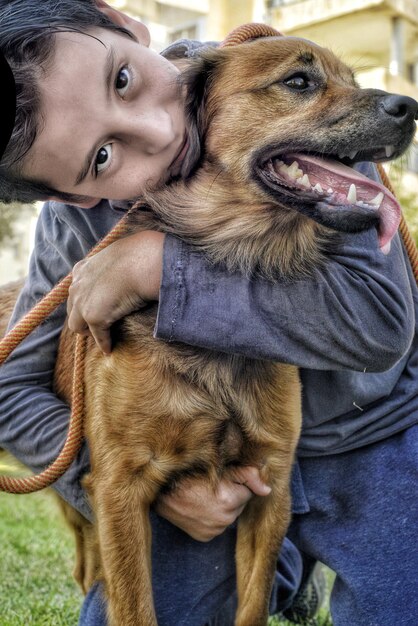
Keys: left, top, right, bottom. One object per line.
{"left": 283, "top": 74, "right": 312, "bottom": 91}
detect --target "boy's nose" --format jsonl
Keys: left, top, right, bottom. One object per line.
{"left": 124, "top": 109, "right": 175, "bottom": 154}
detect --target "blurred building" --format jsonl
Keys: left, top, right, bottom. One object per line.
{"left": 117, "top": 0, "right": 209, "bottom": 49}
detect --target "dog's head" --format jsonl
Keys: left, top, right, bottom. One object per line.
{"left": 181, "top": 35, "right": 417, "bottom": 254}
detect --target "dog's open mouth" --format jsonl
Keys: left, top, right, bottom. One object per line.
{"left": 261, "top": 153, "right": 401, "bottom": 253}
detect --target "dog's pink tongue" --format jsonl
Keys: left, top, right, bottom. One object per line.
{"left": 290, "top": 154, "right": 401, "bottom": 251}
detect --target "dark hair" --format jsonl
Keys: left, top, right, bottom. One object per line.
{"left": 0, "top": 0, "right": 134, "bottom": 203}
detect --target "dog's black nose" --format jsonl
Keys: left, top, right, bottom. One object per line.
{"left": 381, "top": 94, "right": 418, "bottom": 124}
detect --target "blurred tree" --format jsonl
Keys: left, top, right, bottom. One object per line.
{"left": 0, "top": 202, "right": 37, "bottom": 246}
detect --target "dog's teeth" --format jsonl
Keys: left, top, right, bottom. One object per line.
{"left": 313, "top": 183, "right": 323, "bottom": 193}
{"left": 369, "top": 191, "right": 384, "bottom": 207}
{"left": 278, "top": 160, "right": 304, "bottom": 180}
{"left": 287, "top": 161, "right": 303, "bottom": 179}
{"left": 347, "top": 183, "right": 357, "bottom": 203}
{"left": 385, "top": 145, "right": 395, "bottom": 158}
{"left": 300, "top": 174, "right": 311, "bottom": 188}
{"left": 349, "top": 151, "right": 357, "bottom": 160}
{"left": 327, "top": 187, "right": 333, "bottom": 194}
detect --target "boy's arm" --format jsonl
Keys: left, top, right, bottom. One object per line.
{"left": 156, "top": 227, "right": 415, "bottom": 372}
{"left": 66, "top": 220, "right": 415, "bottom": 373}
{"left": 156, "top": 161, "right": 415, "bottom": 370}
{"left": 0, "top": 205, "right": 93, "bottom": 519}
{"left": 0, "top": 203, "right": 266, "bottom": 537}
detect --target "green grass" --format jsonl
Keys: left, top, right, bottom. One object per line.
{"left": 0, "top": 455, "right": 83, "bottom": 625}
{"left": 0, "top": 455, "right": 332, "bottom": 625}
{"left": 0, "top": 489, "right": 83, "bottom": 625}
{"left": 270, "top": 605, "right": 333, "bottom": 626}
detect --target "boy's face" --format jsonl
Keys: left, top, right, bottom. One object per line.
{"left": 22, "top": 27, "right": 188, "bottom": 203}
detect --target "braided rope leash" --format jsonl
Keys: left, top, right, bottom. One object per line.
{"left": 0, "top": 24, "right": 417, "bottom": 493}
{"left": 0, "top": 334, "right": 87, "bottom": 494}
{"left": 219, "top": 22, "right": 281, "bottom": 46}
{"left": 0, "top": 211, "right": 132, "bottom": 493}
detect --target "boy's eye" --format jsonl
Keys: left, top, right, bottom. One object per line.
{"left": 95, "top": 143, "right": 112, "bottom": 174}
{"left": 115, "top": 66, "right": 131, "bottom": 96}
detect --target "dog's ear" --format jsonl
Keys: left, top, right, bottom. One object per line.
{"left": 180, "top": 50, "right": 223, "bottom": 177}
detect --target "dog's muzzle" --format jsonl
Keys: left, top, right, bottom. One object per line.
{"left": 259, "top": 153, "right": 401, "bottom": 253}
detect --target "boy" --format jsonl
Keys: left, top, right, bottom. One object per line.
{"left": 0, "top": 1, "right": 416, "bottom": 625}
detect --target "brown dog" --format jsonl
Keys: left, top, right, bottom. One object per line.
{"left": 2, "top": 34, "right": 417, "bottom": 626}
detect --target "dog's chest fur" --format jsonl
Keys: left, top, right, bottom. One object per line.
{"left": 55, "top": 302, "right": 300, "bottom": 481}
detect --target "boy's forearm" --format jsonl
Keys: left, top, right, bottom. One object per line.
{"left": 0, "top": 299, "right": 93, "bottom": 519}
{"left": 156, "top": 229, "right": 414, "bottom": 372}
{"left": 0, "top": 265, "right": 93, "bottom": 520}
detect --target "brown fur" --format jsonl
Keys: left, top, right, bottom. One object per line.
{"left": 56, "top": 498, "right": 100, "bottom": 594}
{"left": 0, "top": 279, "right": 24, "bottom": 337}
{"left": 1, "top": 36, "right": 416, "bottom": 626}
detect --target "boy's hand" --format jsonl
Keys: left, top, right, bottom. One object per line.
{"left": 67, "top": 231, "right": 165, "bottom": 354}
{"left": 154, "top": 466, "right": 271, "bottom": 542}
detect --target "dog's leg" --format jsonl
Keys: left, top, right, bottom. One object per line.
{"left": 89, "top": 470, "right": 159, "bottom": 626}
{"left": 84, "top": 365, "right": 226, "bottom": 625}
{"left": 235, "top": 472, "right": 292, "bottom": 626}
{"left": 89, "top": 430, "right": 221, "bottom": 626}
{"left": 56, "top": 496, "right": 100, "bottom": 594}
{"left": 233, "top": 363, "right": 302, "bottom": 626}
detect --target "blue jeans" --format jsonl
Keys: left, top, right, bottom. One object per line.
{"left": 78, "top": 516, "right": 301, "bottom": 626}
{"left": 288, "top": 424, "right": 418, "bottom": 626}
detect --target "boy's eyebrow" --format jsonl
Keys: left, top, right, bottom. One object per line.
{"left": 75, "top": 45, "right": 116, "bottom": 186}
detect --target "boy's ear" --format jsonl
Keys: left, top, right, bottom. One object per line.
{"left": 94, "top": 0, "right": 151, "bottom": 46}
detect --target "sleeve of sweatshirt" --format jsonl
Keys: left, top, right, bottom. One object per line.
{"left": 155, "top": 226, "right": 415, "bottom": 372}
{"left": 0, "top": 203, "right": 93, "bottom": 521}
